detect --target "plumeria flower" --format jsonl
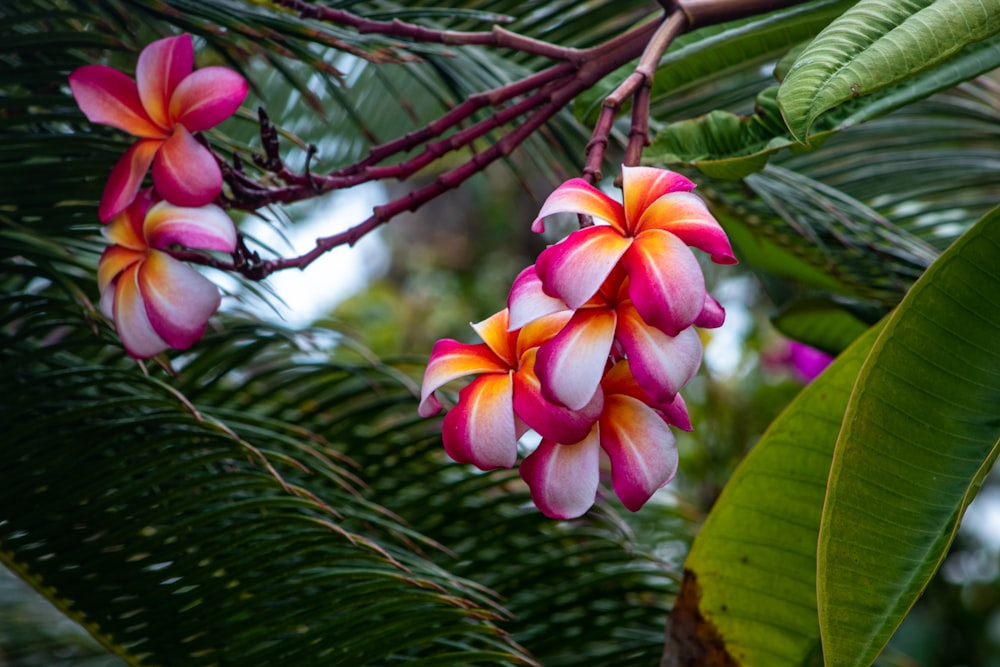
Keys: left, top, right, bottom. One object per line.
{"left": 531, "top": 166, "right": 737, "bottom": 337}
{"left": 508, "top": 264, "right": 712, "bottom": 410}
{"left": 97, "top": 189, "right": 237, "bottom": 358}
{"left": 519, "top": 359, "right": 690, "bottom": 519}
{"left": 419, "top": 309, "right": 602, "bottom": 469}
{"left": 70, "top": 34, "right": 248, "bottom": 221}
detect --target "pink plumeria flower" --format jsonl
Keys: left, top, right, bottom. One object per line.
{"left": 531, "top": 166, "right": 737, "bottom": 337}
{"left": 97, "top": 189, "right": 237, "bottom": 358}
{"left": 508, "top": 265, "right": 715, "bottom": 411}
{"left": 70, "top": 34, "right": 248, "bottom": 221}
{"left": 519, "top": 360, "right": 691, "bottom": 519}
{"left": 419, "top": 309, "right": 602, "bottom": 470}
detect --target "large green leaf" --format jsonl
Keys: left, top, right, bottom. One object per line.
{"left": 818, "top": 205, "right": 1000, "bottom": 665}
{"left": 663, "top": 323, "right": 884, "bottom": 666}
{"left": 778, "top": 0, "right": 1000, "bottom": 142}
{"left": 575, "top": 0, "right": 853, "bottom": 122}
{"left": 650, "top": 23, "right": 1000, "bottom": 180}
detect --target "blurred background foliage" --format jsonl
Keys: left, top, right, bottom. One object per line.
{"left": 4, "top": 0, "right": 1000, "bottom": 665}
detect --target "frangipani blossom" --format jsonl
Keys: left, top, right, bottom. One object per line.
{"left": 519, "top": 360, "right": 688, "bottom": 519}
{"left": 531, "top": 166, "right": 736, "bottom": 336}
{"left": 419, "top": 309, "right": 602, "bottom": 470}
{"left": 70, "top": 34, "right": 248, "bottom": 221}
{"left": 97, "top": 189, "right": 237, "bottom": 358}
{"left": 508, "top": 265, "right": 711, "bottom": 410}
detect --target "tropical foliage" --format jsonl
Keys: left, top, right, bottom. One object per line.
{"left": 4, "top": 1, "right": 1000, "bottom": 666}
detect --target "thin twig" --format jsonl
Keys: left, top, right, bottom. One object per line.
{"left": 273, "top": 0, "right": 582, "bottom": 62}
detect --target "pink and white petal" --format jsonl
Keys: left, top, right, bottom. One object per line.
{"left": 531, "top": 178, "right": 627, "bottom": 234}
{"left": 138, "top": 250, "right": 221, "bottom": 349}
{"left": 599, "top": 394, "right": 679, "bottom": 512}
{"left": 419, "top": 340, "right": 508, "bottom": 417}
{"left": 471, "top": 309, "right": 518, "bottom": 368}
{"left": 507, "top": 266, "right": 569, "bottom": 331}
{"left": 68, "top": 66, "right": 164, "bottom": 138}
{"left": 519, "top": 431, "right": 601, "bottom": 519}
{"left": 112, "top": 263, "right": 169, "bottom": 358}
{"left": 623, "top": 230, "right": 706, "bottom": 336}
{"left": 442, "top": 373, "right": 518, "bottom": 469}
{"left": 97, "top": 245, "right": 144, "bottom": 294}
{"left": 615, "top": 303, "right": 703, "bottom": 405}
{"left": 144, "top": 201, "right": 237, "bottom": 252}
{"left": 151, "top": 125, "right": 222, "bottom": 207}
{"left": 512, "top": 348, "right": 603, "bottom": 444}
{"left": 136, "top": 34, "right": 193, "bottom": 129}
{"left": 516, "top": 310, "right": 573, "bottom": 358}
{"left": 170, "top": 67, "right": 248, "bottom": 131}
{"left": 104, "top": 188, "right": 155, "bottom": 248}
{"left": 535, "top": 225, "right": 631, "bottom": 309}
{"left": 99, "top": 280, "right": 117, "bottom": 320}
{"left": 694, "top": 292, "right": 726, "bottom": 329}
{"left": 99, "top": 139, "right": 162, "bottom": 222}
{"left": 621, "top": 166, "right": 696, "bottom": 230}
{"left": 635, "top": 192, "right": 737, "bottom": 264}
{"left": 536, "top": 308, "right": 616, "bottom": 411}
{"left": 660, "top": 392, "right": 692, "bottom": 432}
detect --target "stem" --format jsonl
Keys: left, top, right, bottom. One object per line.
{"left": 584, "top": 11, "right": 686, "bottom": 182}
{"left": 272, "top": 0, "right": 581, "bottom": 61}
{"left": 673, "top": 0, "right": 818, "bottom": 28}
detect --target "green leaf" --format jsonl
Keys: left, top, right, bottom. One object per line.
{"left": 778, "top": 0, "right": 1000, "bottom": 142}
{"left": 818, "top": 204, "right": 1000, "bottom": 666}
{"left": 575, "top": 0, "right": 853, "bottom": 122}
{"left": 651, "top": 18, "right": 1000, "bottom": 180}
{"left": 664, "top": 323, "right": 884, "bottom": 666}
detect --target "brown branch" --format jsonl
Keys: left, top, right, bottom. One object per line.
{"left": 673, "top": 0, "right": 817, "bottom": 29}
{"left": 272, "top": 0, "right": 583, "bottom": 62}
{"left": 194, "top": 0, "right": 821, "bottom": 280}
{"left": 584, "top": 11, "right": 687, "bottom": 183}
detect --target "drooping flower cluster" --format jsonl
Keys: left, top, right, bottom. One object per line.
{"left": 71, "top": 34, "right": 246, "bottom": 357}
{"left": 420, "top": 166, "right": 736, "bottom": 519}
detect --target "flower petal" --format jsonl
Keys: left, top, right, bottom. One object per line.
{"left": 600, "top": 394, "right": 679, "bottom": 512}
{"left": 531, "top": 178, "right": 626, "bottom": 234}
{"left": 144, "top": 201, "right": 237, "bottom": 252}
{"left": 519, "top": 431, "right": 601, "bottom": 519}
{"left": 113, "top": 263, "right": 169, "bottom": 358}
{"left": 68, "top": 65, "right": 164, "bottom": 138}
{"left": 170, "top": 67, "right": 248, "bottom": 131}
{"left": 536, "top": 308, "right": 616, "bottom": 410}
{"left": 442, "top": 373, "right": 518, "bottom": 469}
{"left": 97, "top": 245, "right": 144, "bottom": 294}
{"left": 471, "top": 309, "right": 518, "bottom": 368}
{"left": 151, "top": 125, "right": 222, "bottom": 207}
{"left": 694, "top": 292, "right": 726, "bottom": 329}
{"left": 635, "top": 191, "right": 736, "bottom": 264}
{"left": 99, "top": 139, "right": 161, "bottom": 222}
{"left": 513, "top": 348, "right": 603, "bottom": 443}
{"left": 138, "top": 250, "right": 221, "bottom": 349}
{"left": 660, "top": 392, "right": 692, "bottom": 432}
{"left": 621, "top": 166, "right": 696, "bottom": 231}
{"left": 516, "top": 311, "right": 573, "bottom": 358}
{"left": 136, "top": 34, "right": 193, "bottom": 130}
{"left": 104, "top": 188, "right": 156, "bottom": 248}
{"left": 419, "top": 340, "right": 507, "bottom": 417}
{"left": 507, "top": 265, "right": 568, "bottom": 330}
{"left": 535, "top": 225, "right": 631, "bottom": 309}
{"left": 623, "top": 229, "right": 706, "bottom": 336}
{"left": 615, "top": 302, "right": 703, "bottom": 405}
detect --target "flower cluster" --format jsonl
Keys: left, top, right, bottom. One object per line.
{"left": 71, "top": 34, "right": 247, "bottom": 357}
{"left": 420, "top": 166, "right": 736, "bottom": 519}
